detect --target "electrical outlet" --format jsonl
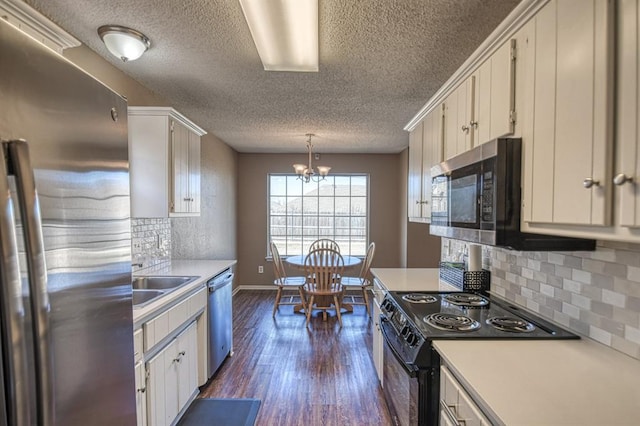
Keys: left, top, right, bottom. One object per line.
{"left": 258, "top": 265, "right": 264, "bottom": 274}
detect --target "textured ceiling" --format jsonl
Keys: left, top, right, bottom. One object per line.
{"left": 26, "top": 0, "right": 521, "bottom": 153}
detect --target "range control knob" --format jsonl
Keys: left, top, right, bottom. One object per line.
{"left": 401, "top": 325, "right": 411, "bottom": 337}
{"left": 406, "top": 333, "right": 419, "bottom": 347}
{"left": 384, "top": 301, "right": 396, "bottom": 314}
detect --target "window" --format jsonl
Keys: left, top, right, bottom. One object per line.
{"left": 268, "top": 174, "right": 369, "bottom": 256}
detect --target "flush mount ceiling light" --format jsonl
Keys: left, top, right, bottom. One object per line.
{"left": 98, "top": 25, "right": 150, "bottom": 62}
{"left": 293, "top": 134, "right": 331, "bottom": 182}
{"left": 238, "top": 0, "right": 318, "bottom": 72}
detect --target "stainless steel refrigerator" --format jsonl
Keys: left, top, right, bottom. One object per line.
{"left": 0, "top": 19, "right": 136, "bottom": 426}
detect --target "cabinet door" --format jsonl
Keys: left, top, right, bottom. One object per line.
{"left": 421, "top": 105, "right": 444, "bottom": 220}
{"left": 408, "top": 121, "right": 424, "bottom": 219}
{"left": 176, "top": 322, "right": 198, "bottom": 412}
{"left": 147, "top": 338, "right": 179, "bottom": 426}
{"left": 444, "top": 79, "right": 473, "bottom": 159}
{"left": 474, "top": 60, "right": 492, "bottom": 145}
{"left": 489, "top": 39, "right": 516, "bottom": 140}
{"left": 528, "top": 0, "right": 613, "bottom": 225}
{"left": 135, "top": 361, "right": 147, "bottom": 426}
{"left": 172, "top": 119, "right": 191, "bottom": 214}
{"left": 617, "top": 0, "right": 640, "bottom": 228}
{"left": 188, "top": 130, "right": 201, "bottom": 214}
{"left": 372, "top": 300, "right": 383, "bottom": 386}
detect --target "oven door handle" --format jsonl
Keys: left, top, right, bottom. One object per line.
{"left": 380, "top": 316, "right": 419, "bottom": 378}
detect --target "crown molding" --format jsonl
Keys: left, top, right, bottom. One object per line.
{"left": 0, "top": 0, "right": 80, "bottom": 53}
{"left": 404, "top": 0, "right": 550, "bottom": 131}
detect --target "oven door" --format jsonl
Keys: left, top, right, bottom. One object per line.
{"left": 380, "top": 319, "right": 419, "bottom": 426}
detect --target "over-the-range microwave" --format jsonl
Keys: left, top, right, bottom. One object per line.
{"left": 429, "top": 138, "right": 595, "bottom": 251}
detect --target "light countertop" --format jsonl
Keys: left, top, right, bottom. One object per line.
{"left": 434, "top": 339, "right": 640, "bottom": 425}
{"left": 132, "top": 259, "right": 236, "bottom": 324}
{"left": 371, "top": 268, "right": 459, "bottom": 292}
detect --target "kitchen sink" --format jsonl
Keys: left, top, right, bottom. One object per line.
{"left": 132, "top": 289, "right": 165, "bottom": 307}
{"left": 132, "top": 275, "right": 198, "bottom": 290}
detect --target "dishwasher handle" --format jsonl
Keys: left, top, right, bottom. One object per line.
{"left": 208, "top": 272, "right": 234, "bottom": 293}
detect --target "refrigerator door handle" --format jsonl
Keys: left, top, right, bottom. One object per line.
{"left": 6, "top": 140, "right": 54, "bottom": 426}
{"left": 0, "top": 142, "right": 31, "bottom": 426}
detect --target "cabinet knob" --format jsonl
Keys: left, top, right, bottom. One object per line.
{"left": 461, "top": 125, "right": 469, "bottom": 133}
{"left": 613, "top": 173, "right": 633, "bottom": 186}
{"left": 582, "top": 178, "right": 600, "bottom": 189}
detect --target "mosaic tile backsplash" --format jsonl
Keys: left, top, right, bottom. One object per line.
{"left": 131, "top": 218, "right": 171, "bottom": 272}
{"left": 443, "top": 238, "right": 640, "bottom": 360}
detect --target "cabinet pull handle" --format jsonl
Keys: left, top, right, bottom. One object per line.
{"left": 469, "top": 120, "right": 478, "bottom": 129}
{"left": 137, "top": 387, "right": 146, "bottom": 393}
{"left": 613, "top": 173, "right": 633, "bottom": 186}
{"left": 460, "top": 125, "right": 469, "bottom": 133}
{"left": 582, "top": 178, "right": 600, "bottom": 189}
{"left": 179, "top": 351, "right": 186, "bottom": 356}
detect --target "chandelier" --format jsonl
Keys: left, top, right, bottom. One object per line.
{"left": 292, "top": 133, "right": 331, "bottom": 182}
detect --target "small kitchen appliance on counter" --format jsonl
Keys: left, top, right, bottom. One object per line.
{"left": 379, "top": 290, "right": 578, "bottom": 425}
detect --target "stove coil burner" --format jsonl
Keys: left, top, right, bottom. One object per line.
{"left": 424, "top": 313, "right": 480, "bottom": 332}
{"left": 486, "top": 316, "right": 535, "bottom": 333}
{"left": 444, "top": 293, "right": 489, "bottom": 307}
{"left": 402, "top": 294, "right": 438, "bottom": 304}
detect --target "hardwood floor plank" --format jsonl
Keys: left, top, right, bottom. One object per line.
{"left": 199, "top": 290, "right": 392, "bottom": 425}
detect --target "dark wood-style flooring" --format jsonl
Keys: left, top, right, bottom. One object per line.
{"left": 199, "top": 290, "right": 393, "bottom": 425}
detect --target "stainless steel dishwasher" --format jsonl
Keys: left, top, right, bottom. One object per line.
{"left": 207, "top": 268, "right": 234, "bottom": 378}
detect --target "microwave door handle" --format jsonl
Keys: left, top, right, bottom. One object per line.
{"left": 0, "top": 142, "right": 32, "bottom": 425}
{"left": 7, "top": 140, "right": 54, "bottom": 426}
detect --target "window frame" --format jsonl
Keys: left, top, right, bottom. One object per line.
{"left": 267, "top": 173, "right": 370, "bottom": 258}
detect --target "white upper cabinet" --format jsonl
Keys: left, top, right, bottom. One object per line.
{"left": 129, "top": 107, "right": 206, "bottom": 218}
{"left": 408, "top": 121, "right": 424, "bottom": 219}
{"left": 408, "top": 106, "right": 444, "bottom": 222}
{"left": 444, "top": 38, "right": 516, "bottom": 157}
{"left": 473, "top": 39, "right": 517, "bottom": 145}
{"left": 524, "top": 0, "right": 613, "bottom": 226}
{"left": 444, "top": 78, "right": 474, "bottom": 159}
{"left": 617, "top": 0, "right": 640, "bottom": 229}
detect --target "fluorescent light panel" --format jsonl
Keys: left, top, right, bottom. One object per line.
{"left": 239, "top": 0, "right": 318, "bottom": 72}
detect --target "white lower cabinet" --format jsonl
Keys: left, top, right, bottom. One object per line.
{"left": 372, "top": 300, "right": 384, "bottom": 386}
{"left": 440, "top": 366, "right": 491, "bottom": 426}
{"left": 147, "top": 322, "right": 198, "bottom": 426}
{"left": 135, "top": 361, "right": 147, "bottom": 426}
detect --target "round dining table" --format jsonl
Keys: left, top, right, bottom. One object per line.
{"left": 284, "top": 254, "right": 362, "bottom": 315}
{"left": 284, "top": 254, "right": 362, "bottom": 269}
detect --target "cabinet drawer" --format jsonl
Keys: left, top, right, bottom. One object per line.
{"left": 134, "top": 328, "right": 143, "bottom": 362}
{"left": 440, "top": 365, "right": 491, "bottom": 426}
{"left": 144, "top": 286, "right": 207, "bottom": 351}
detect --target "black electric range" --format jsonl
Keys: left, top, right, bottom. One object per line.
{"left": 379, "top": 291, "right": 579, "bottom": 425}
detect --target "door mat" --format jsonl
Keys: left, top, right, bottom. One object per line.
{"left": 177, "top": 398, "right": 261, "bottom": 426}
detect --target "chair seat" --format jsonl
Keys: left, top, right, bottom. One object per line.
{"left": 275, "top": 276, "right": 306, "bottom": 286}
{"left": 340, "top": 276, "right": 370, "bottom": 287}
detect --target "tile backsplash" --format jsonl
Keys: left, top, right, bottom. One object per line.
{"left": 443, "top": 238, "right": 640, "bottom": 360}
{"left": 131, "top": 218, "right": 171, "bottom": 272}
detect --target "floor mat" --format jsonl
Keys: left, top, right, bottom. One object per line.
{"left": 177, "top": 398, "right": 261, "bottom": 426}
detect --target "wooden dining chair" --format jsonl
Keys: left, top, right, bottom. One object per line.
{"left": 309, "top": 238, "right": 340, "bottom": 253}
{"left": 302, "top": 248, "right": 345, "bottom": 326}
{"left": 341, "top": 242, "right": 376, "bottom": 318}
{"left": 270, "top": 242, "right": 307, "bottom": 317}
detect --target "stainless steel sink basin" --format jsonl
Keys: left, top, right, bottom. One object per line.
{"left": 132, "top": 275, "right": 197, "bottom": 290}
{"left": 132, "top": 289, "right": 165, "bottom": 306}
